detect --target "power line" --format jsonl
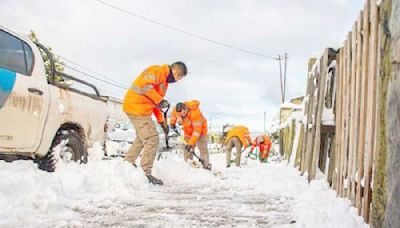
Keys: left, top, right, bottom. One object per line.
{"left": 58, "top": 55, "right": 128, "bottom": 89}
{"left": 95, "top": 0, "right": 278, "bottom": 60}
{"left": 63, "top": 64, "right": 128, "bottom": 90}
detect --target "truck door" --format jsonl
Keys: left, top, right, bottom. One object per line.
{"left": 0, "top": 28, "right": 49, "bottom": 151}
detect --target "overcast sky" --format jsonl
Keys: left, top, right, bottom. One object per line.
{"left": 0, "top": 0, "right": 364, "bottom": 132}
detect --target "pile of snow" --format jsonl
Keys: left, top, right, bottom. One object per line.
{"left": 0, "top": 145, "right": 367, "bottom": 227}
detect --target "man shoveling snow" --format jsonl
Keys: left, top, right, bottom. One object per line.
{"left": 223, "top": 125, "right": 252, "bottom": 168}
{"left": 169, "top": 100, "right": 212, "bottom": 170}
{"left": 122, "top": 62, "right": 188, "bottom": 185}
{"left": 248, "top": 135, "right": 272, "bottom": 163}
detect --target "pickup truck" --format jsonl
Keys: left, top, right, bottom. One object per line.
{"left": 0, "top": 26, "right": 108, "bottom": 171}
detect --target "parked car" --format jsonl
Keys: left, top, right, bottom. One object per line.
{"left": 105, "top": 121, "right": 136, "bottom": 157}
{"left": 105, "top": 120, "right": 181, "bottom": 157}
{"left": 0, "top": 25, "right": 108, "bottom": 171}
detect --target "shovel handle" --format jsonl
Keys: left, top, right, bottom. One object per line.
{"left": 161, "top": 103, "right": 170, "bottom": 148}
{"left": 190, "top": 149, "right": 204, "bottom": 165}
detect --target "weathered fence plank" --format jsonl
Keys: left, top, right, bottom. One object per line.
{"left": 363, "top": 0, "right": 379, "bottom": 222}
{"left": 348, "top": 21, "right": 357, "bottom": 203}
{"left": 278, "top": 0, "right": 397, "bottom": 224}
{"left": 309, "top": 49, "right": 334, "bottom": 181}
{"left": 356, "top": 1, "right": 371, "bottom": 215}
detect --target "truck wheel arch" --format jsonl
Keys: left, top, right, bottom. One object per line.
{"left": 36, "top": 122, "right": 88, "bottom": 172}
{"left": 38, "top": 122, "right": 87, "bottom": 157}
{"left": 57, "top": 122, "right": 88, "bottom": 153}
{"left": 58, "top": 123, "right": 86, "bottom": 142}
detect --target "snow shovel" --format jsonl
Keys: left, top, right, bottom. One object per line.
{"left": 160, "top": 102, "right": 170, "bottom": 149}
{"left": 187, "top": 147, "right": 205, "bottom": 167}
{"left": 186, "top": 147, "right": 224, "bottom": 177}
{"left": 171, "top": 126, "right": 181, "bottom": 136}
{"left": 157, "top": 102, "right": 172, "bottom": 160}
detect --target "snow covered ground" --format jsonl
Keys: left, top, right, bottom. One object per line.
{"left": 0, "top": 148, "right": 367, "bottom": 227}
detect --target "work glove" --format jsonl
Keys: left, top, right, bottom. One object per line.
{"left": 185, "top": 144, "right": 194, "bottom": 153}
{"left": 158, "top": 99, "right": 169, "bottom": 109}
{"left": 160, "top": 121, "right": 169, "bottom": 134}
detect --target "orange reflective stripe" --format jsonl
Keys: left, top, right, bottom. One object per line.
{"left": 143, "top": 74, "right": 156, "bottom": 80}
{"left": 192, "top": 121, "right": 202, "bottom": 127}
{"left": 131, "top": 84, "right": 154, "bottom": 94}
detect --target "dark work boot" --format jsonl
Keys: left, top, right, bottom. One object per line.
{"left": 203, "top": 163, "right": 212, "bottom": 171}
{"left": 146, "top": 175, "right": 164, "bottom": 185}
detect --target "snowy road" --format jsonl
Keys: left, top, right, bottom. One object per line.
{"left": 72, "top": 179, "right": 294, "bottom": 227}
{"left": 0, "top": 151, "right": 367, "bottom": 228}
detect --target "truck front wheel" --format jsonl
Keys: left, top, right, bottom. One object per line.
{"left": 37, "top": 129, "right": 87, "bottom": 172}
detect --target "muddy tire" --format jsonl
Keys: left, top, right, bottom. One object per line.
{"left": 37, "top": 129, "right": 87, "bottom": 172}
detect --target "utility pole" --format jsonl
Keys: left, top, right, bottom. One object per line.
{"left": 283, "top": 52, "right": 288, "bottom": 103}
{"left": 278, "top": 53, "right": 289, "bottom": 104}
{"left": 277, "top": 53, "right": 289, "bottom": 156}
{"left": 278, "top": 55, "right": 284, "bottom": 103}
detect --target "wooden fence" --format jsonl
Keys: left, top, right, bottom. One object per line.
{"left": 334, "top": 0, "right": 380, "bottom": 222}
{"left": 280, "top": 0, "right": 386, "bottom": 224}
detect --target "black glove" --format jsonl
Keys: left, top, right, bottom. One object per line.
{"left": 158, "top": 99, "right": 169, "bottom": 109}
{"left": 185, "top": 144, "right": 194, "bottom": 152}
{"left": 160, "top": 121, "right": 169, "bottom": 134}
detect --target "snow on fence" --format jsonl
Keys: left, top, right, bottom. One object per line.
{"left": 278, "top": 97, "right": 304, "bottom": 164}
{"left": 280, "top": 0, "right": 400, "bottom": 226}
{"left": 333, "top": 1, "right": 380, "bottom": 223}
{"left": 300, "top": 48, "right": 337, "bottom": 183}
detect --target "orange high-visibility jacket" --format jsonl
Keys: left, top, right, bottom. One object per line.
{"left": 173, "top": 100, "right": 207, "bottom": 146}
{"left": 123, "top": 64, "right": 170, "bottom": 123}
{"left": 225, "top": 126, "right": 252, "bottom": 148}
{"left": 251, "top": 135, "right": 272, "bottom": 152}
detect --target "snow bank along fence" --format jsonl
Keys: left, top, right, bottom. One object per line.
{"left": 279, "top": 96, "right": 304, "bottom": 162}
{"left": 281, "top": 0, "right": 400, "bottom": 226}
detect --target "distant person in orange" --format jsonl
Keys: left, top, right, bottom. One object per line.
{"left": 224, "top": 126, "right": 252, "bottom": 168}
{"left": 123, "top": 62, "right": 187, "bottom": 185}
{"left": 250, "top": 135, "right": 272, "bottom": 163}
{"left": 170, "top": 100, "right": 211, "bottom": 170}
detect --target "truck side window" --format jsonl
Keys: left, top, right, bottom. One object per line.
{"left": 23, "top": 43, "right": 34, "bottom": 75}
{"left": 0, "top": 30, "right": 31, "bottom": 76}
